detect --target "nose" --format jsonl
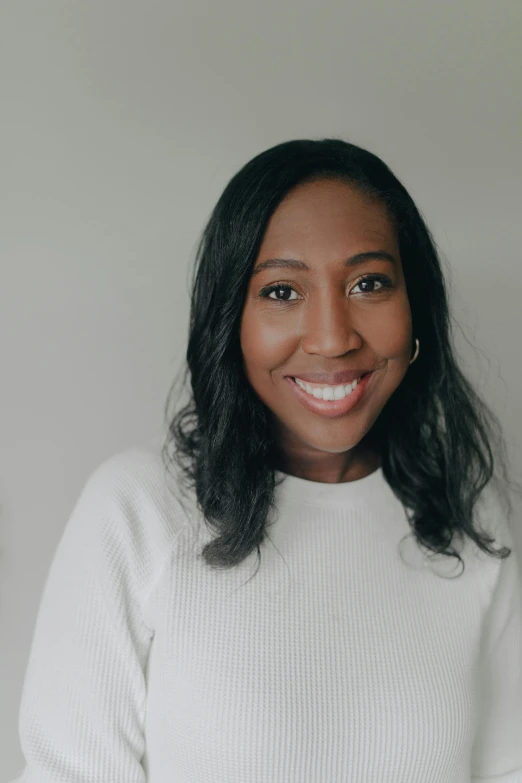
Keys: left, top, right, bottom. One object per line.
{"left": 299, "top": 292, "right": 363, "bottom": 357}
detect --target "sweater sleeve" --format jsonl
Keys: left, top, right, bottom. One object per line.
{"left": 470, "top": 516, "right": 522, "bottom": 782}
{"left": 8, "top": 454, "right": 170, "bottom": 783}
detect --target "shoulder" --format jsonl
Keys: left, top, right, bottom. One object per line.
{"left": 472, "top": 480, "right": 516, "bottom": 555}
{"left": 469, "top": 480, "right": 522, "bottom": 605}
{"left": 85, "top": 441, "right": 177, "bottom": 506}
{"left": 69, "top": 440, "right": 199, "bottom": 574}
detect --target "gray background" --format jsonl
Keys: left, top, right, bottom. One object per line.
{"left": 1, "top": 0, "right": 521, "bottom": 776}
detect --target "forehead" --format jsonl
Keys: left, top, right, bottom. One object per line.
{"left": 260, "top": 178, "right": 397, "bottom": 251}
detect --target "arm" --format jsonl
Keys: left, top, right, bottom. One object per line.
{"left": 8, "top": 462, "right": 160, "bottom": 783}
{"left": 470, "top": 518, "right": 522, "bottom": 782}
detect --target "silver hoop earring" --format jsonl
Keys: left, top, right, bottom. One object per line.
{"left": 409, "top": 338, "right": 420, "bottom": 365}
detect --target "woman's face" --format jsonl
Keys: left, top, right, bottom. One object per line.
{"left": 239, "top": 178, "right": 413, "bottom": 482}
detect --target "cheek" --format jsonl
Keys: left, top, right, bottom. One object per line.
{"left": 369, "top": 301, "right": 412, "bottom": 358}
{"left": 378, "top": 323, "right": 411, "bottom": 357}
{"left": 240, "top": 316, "right": 295, "bottom": 370}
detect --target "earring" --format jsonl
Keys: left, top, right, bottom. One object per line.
{"left": 409, "top": 338, "right": 419, "bottom": 365}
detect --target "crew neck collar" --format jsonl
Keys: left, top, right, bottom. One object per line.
{"left": 274, "top": 466, "right": 386, "bottom": 507}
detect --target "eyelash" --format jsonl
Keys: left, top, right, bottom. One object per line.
{"left": 259, "top": 274, "right": 393, "bottom": 303}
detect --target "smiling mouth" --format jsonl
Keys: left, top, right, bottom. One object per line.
{"left": 285, "top": 370, "right": 375, "bottom": 418}
{"left": 293, "top": 374, "right": 364, "bottom": 396}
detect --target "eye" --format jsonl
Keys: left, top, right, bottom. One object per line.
{"left": 259, "top": 284, "right": 299, "bottom": 302}
{"left": 350, "top": 274, "right": 392, "bottom": 295}
{"left": 258, "top": 274, "right": 392, "bottom": 303}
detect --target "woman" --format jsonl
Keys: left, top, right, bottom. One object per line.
{"left": 11, "top": 139, "right": 522, "bottom": 782}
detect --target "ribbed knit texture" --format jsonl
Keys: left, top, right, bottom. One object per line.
{"left": 8, "top": 443, "right": 522, "bottom": 782}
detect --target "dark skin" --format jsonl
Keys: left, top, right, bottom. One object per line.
{"left": 239, "top": 178, "right": 413, "bottom": 484}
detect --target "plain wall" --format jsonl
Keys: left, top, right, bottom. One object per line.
{"left": 1, "top": 0, "right": 521, "bottom": 776}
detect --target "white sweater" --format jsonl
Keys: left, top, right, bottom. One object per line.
{"left": 8, "top": 444, "right": 522, "bottom": 783}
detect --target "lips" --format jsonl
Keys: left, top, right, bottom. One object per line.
{"left": 286, "top": 369, "right": 374, "bottom": 418}
{"left": 288, "top": 369, "right": 373, "bottom": 385}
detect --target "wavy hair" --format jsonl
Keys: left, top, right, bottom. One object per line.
{"left": 162, "top": 138, "right": 521, "bottom": 577}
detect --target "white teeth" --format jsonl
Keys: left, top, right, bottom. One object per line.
{"left": 294, "top": 377, "right": 361, "bottom": 400}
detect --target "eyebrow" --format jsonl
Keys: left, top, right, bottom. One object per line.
{"left": 250, "top": 250, "right": 396, "bottom": 277}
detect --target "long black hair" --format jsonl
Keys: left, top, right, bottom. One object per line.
{"left": 162, "top": 138, "right": 521, "bottom": 576}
